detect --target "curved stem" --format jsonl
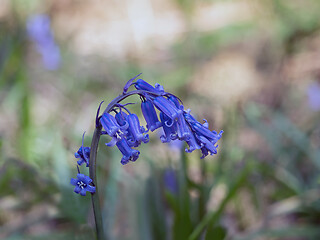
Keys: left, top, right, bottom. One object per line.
{"left": 89, "top": 89, "right": 164, "bottom": 239}
{"left": 89, "top": 127, "right": 105, "bottom": 240}
{"left": 102, "top": 90, "right": 162, "bottom": 115}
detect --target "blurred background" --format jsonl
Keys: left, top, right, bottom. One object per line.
{"left": 1, "top": 0, "right": 320, "bottom": 239}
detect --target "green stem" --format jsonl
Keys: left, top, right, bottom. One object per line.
{"left": 89, "top": 127, "right": 105, "bottom": 240}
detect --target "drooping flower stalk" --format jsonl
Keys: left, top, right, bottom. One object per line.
{"left": 71, "top": 75, "right": 223, "bottom": 240}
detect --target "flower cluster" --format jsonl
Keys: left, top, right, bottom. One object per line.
{"left": 71, "top": 75, "right": 223, "bottom": 195}
{"left": 99, "top": 76, "right": 223, "bottom": 164}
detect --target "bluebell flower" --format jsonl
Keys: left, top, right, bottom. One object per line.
{"left": 115, "top": 111, "right": 128, "bottom": 127}
{"left": 26, "top": 14, "right": 60, "bottom": 70}
{"left": 75, "top": 146, "right": 90, "bottom": 167}
{"left": 115, "top": 111, "right": 136, "bottom": 142}
{"left": 159, "top": 112, "right": 178, "bottom": 142}
{"left": 195, "top": 134, "right": 219, "bottom": 159}
{"left": 116, "top": 139, "right": 140, "bottom": 165}
{"left": 75, "top": 132, "right": 90, "bottom": 167}
{"left": 135, "top": 79, "right": 165, "bottom": 94}
{"left": 141, "top": 100, "right": 162, "bottom": 132}
{"left": 153, "top": 96, "right": 183, "bottom": 121}
{"left": 100, "top": 113, "right": 129, "bottom": 147}
{"left": 184, "top": 112, "right": 222, "bottom": 142}
{"left": 70, "top": 173, "right": 96, "bottom": 196}
{"left": 168, "top": 95, "right": 182, "bottom": 108}
{"left": 176, "top": 114, "right": 191, "bottom": 141}
{"left": 126, "top": 113, "right": 149, "bottom": 147}
{"left": 183, "top": 111, "right": 223, "bottom": 156}
{"left": 100, "top": 113, "right": 125, "bottom": 136}
{"left": 190, "top": 121, "right": 221, "bottom": 142}
{"left": 185, "top": 131, "right": 201, "bottom": 153}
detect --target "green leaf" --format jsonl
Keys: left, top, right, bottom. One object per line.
{"left": 205, "top": 225, "right": 227, "bottom": 240}
{"left": 188, "top": 167, "right": 249, "bottom": 240}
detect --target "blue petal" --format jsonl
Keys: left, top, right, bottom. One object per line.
{"left": 135, "top": 79, "right": 163, "bottom": 94}
{"left": 196, "top": 135, "right": 218, "bottom": 156}
{"left": 176, "top": 114, "right": 191, "bottom": 141}
{"left": 185, "top": 132, "right": 201, "bottom": 153}
{"left": 184, "top": 111, "right": 197, "bottom": 123}
{"left": 77, "top": 159, "right": 85, "bottom": 166}
{"left": 80, "top": 188, "right": 87, "bottom": 196}
{"left": 86, "top": 185, "right": 96, "bottom": 193}
{"left": 100, "top": 113, "right": 122, "bottom": 136}
{"left": 153, "top": 96, "right": 182, "bottom": 121}
{"left": 74, "top": 186, "right": 81, "bottom": 194}
{"left": 115, "top": 111, "right": 128, "bottom": 126}
{"left": 74, "top": 152, "right": 80, "bottom": 158}
{"left": 70, "top": 178, "right": 78, "bottom": 186}
{"left": 127, "top": 114, "right": 149, "bottom": 144}
{"left": 77, "top": 173, "right": 86, "bottom": 182}
{"left": 168, "top": 95, "right": 181, "bottom": 108}
{"left": 190, "top": 121, "right": 221, "bottom": 141}
{"left": 77, "top": 173, "right": 92, "bottom": 185}
{"left": 116, "top": 139, "right": 140, "bottom": 164}
{"left": 141, "top": 100, "right": 162, "bottom": 132}
{"left": 105, "top": 136, "right": 119, "bottom": 147}
{"left": 121, "top": 157, "right": 130, "bottom": 165}
{"left": 160, "top": 112, "right": 178, "bottom": 142}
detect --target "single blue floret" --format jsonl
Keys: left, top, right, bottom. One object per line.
{"left": 100, "top": 113, "right": 129, "bottom": 147}
{"left": 75, "top": 132, "right": 90, "bottom": 167}
{"left": 70, "top": 173, "right": 96, "bottom": 196}
{"left": 153, "top": 96, "right": 183, "bottom": 121}
{"left": 75, "top": 146, "right": 90, "bottom": 167}
{"left": 159, "top": 112, "right": 178, "bottom": 142}
{"left": 176, "top": 114, "right": 191, "bottom": 141}
{"left": 141, "top": 100, "right": 162, "bottom": 132}
{"left": 126, "top": 113, "right": 149, "bottom": 147}
{"left": 116, "top": 139, "right": 140, "bottom": 165}
{"left": 134, "top": 79, "right": 165, "bottom": 95}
